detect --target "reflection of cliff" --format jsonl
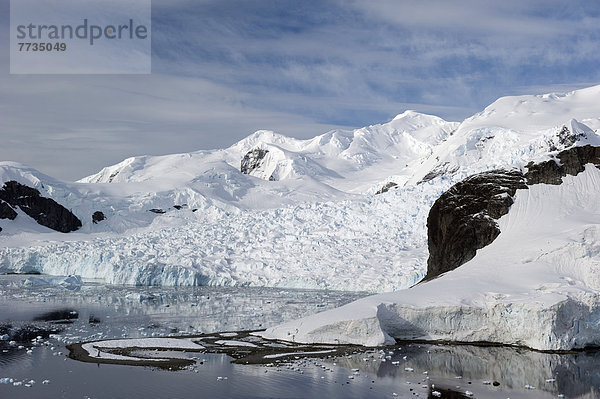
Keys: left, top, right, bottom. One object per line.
{"left": 327, "top": 343, "right": 600, "bottom": 398}
{"left": 554, "top": 351, "right": 600, "bottom": 398}
{"left": 91, "top": 288, "right": 364, "bottom": 333}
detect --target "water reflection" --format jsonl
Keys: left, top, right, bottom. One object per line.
{"left": 329, "top": 344, "right": 600, "bottom": 398}
{"left": 1, "top": 275, "right": 600, "bottom": 398}
{"left": 0, "top": 275, "right": 367, "bottom": 338}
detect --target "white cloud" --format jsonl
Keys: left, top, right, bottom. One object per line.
{"left": 1, "top": 0, "right": 600, "bottom": 180}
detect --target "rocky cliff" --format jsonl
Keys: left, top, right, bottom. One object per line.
{"left": 425, "top": 170, "right": 527, "bottom": 280}
{"left": 0, "top": 181, "right": 81, "bottom": 233}
{"left": 426, "top": 144, "right": 600, "bottom": 280}
{"left": 240, "top": 148, "right": 270, "bottom": 176}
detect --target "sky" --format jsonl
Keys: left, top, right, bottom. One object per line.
{"left": 1, "top": 0, "right": 600, "bottom": 180}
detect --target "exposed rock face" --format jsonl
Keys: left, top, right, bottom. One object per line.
{"left": 108, "top": 171, "right": 119, "bottom": 183}
{"left": 92, "top": 211, "right": 105, "bottom": 224}
{"left": 426, "top": 145, "right": 600, "bottom": 280}
{"left": 375, "top": 182, "right": 398, "bottom": 195}
{"left": 425, "top": 170, "right": 527, "bottom": 280}
{"left": 546, "top": 125, "right": 584, "bottom": 152}
{"left": 0, "top": 181, "right": 82, "bottom": 233}
{"left": 149, "top": 208, "right": 166, "bottom": 214}
{"left": 241, "top": 148, "right": 269, "bottom": 175}
{"left": 0, "top": 201, "right": 17, "bottom": 220}
{"left": 418, "top": 162, "right": 459, "bottom": 184}
{"left": 525, "top": 145, "right": 600, "bottom": 185}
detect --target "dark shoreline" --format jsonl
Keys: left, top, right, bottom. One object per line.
{"left": 67, "top": 329, "right": 368, "bottom": 369}
{"left": 67, "top": 328, "right": 600, "bottom": 370}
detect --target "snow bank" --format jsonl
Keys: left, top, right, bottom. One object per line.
{"left": 260, "top": 166, "right": 600, "bottom": 350}
{"left": 81, "top": 337, "right": 204, "bottom": 362}
{"left": 214, "top": 340, "right": 258, "bottom": 347}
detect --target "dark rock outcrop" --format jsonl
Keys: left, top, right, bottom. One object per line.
{"left": 149, "top": 208, "right": 166, "bottom": 214}
{"left": 0, "top": 181, "right": 81, "bottom": 233}
{"left": 108, "top": 171, "right": 119, "bottom": 183}
{"left": 546, "top": 125, "right": 584, "bottom": 152}
{"left": 375, "top": 182, "right": 398, "bottom": 195}
{"left": 425, "top": 170, "right": 528, "bottom": 280}
{"left": 418, "top": 162, "right": 459, "bottom": 184}
{"left": 525, "top": 145, "right": 600, "bottom": 185}
{"left": 33, "top": 309, "right": 79, "bottom": 322}
{"left": 241, "top": 148, "right": 269, "bottom": 175}
{"left": 425, "top": 144, "right": 600, "bottom": 281}
{"left": 0, "top": 201, "right": 17, "bottom": 220}
{"left": 92, "top": 211, "right": 105, "bottom": 224}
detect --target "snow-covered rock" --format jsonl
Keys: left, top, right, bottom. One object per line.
{"left": 407, "top": 85, "right": 600, "bottom": 186}
{"left": 0, "top": 180, "right": 81, "bottom": 232}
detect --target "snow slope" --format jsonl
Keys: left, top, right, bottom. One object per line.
{"left": 407, "top": 85, "right": 600, "bottom": 185}
{"left": 1, "top": 85, "right": 600, "bottom": 293}
{"left": 261, "top": 165, "right": 600, "bottom": 350}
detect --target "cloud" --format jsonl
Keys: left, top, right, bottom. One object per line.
{"left": 1, "top": 0, "right": 600, "bottom": 180}
{"left": 148, "top": 0, "right": 600, "bottom": 110}
{"left": 0, "top": 73, "right": 351, "bottom": 180}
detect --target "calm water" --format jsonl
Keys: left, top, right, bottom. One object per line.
{"left": 1, "top": 275, "right": 599, "bottom": 399}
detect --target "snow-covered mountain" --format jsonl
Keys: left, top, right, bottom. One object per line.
{"left": 80, "top": 110, "right": 457, "bottom": 195}
{"left": 407, "top": 85, "right": 600, "bottom": 186}
{"left": 1, "top": 85, "right": 600, "bottom": 295}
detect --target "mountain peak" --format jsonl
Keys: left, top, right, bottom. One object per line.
{"left": 391, "top": 110, "right": 435, "bottom": 121}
